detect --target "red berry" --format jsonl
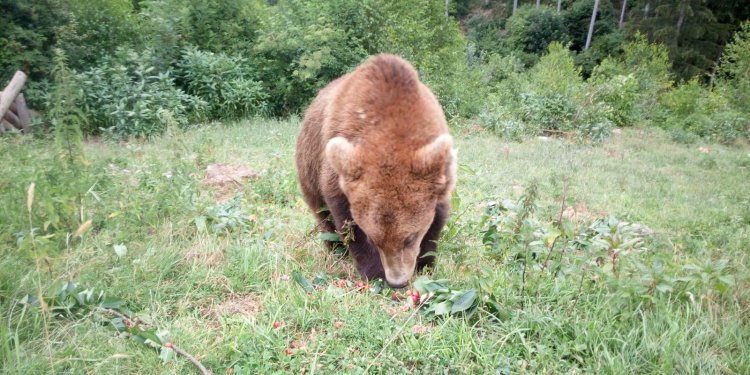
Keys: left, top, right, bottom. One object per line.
{"left": 164, "top": 342, "right": 173, "bottom": 349}
{"left": 285, "top": 348, "right": 294, "bottom": 356}
{"left": 227, "top": 368, "right": 235, "bottom": 374}
{"left": 334, "top": 321, "right": 343, "bottom": 329}
{"left": 272, "top": 321, "right": 281, "bottom": 329}
{"left": 405, "top": 289, "right": 413, "bottom": 296}
{"left": 411, "top": 291, "right": 421, "bottom": 306}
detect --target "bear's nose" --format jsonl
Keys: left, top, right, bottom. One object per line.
{"left": 386, "top": 280, "right": 408, "bottom": 289}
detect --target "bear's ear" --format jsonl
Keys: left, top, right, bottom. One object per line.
{"left": 416, "top": 134, "right": 454, "bottom": 173}
{"left": 416, "top": 134, "right": 457, "bottom": 199}
{"left": 325, "top": 137, "right": 359, "bottom": 179}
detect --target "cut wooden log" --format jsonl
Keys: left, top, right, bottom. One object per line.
{"left": 0, "top": 71, "right": 27, "bottom": 122}
{"left": 13, "top": 93, "right": 31, "bottom": 132}
{"left": 1, "top": 119, "right": 14, "bottom": 131}
{"left": 3, "top": 107, "right": 22, "bottom": 129}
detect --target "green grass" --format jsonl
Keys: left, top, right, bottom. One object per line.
{"left": 1, "top": 118, "right": 749, "bottom": 374}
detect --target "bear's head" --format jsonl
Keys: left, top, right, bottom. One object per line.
{"left": 325, "top": 134, "right": 456, "bottom": 288}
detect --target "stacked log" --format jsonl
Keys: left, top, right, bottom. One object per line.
{"left": 1, "top": 71, "right": 33, "bottom": 133}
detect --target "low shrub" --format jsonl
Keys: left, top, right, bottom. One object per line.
{"left": 177, "top": 47, "right": 268, "bottom": 119}
{"left": 74, "top": 49, "right": 205, "bottom": 138}
{"left": 657, "top": 80, "right": 746, "bottom": 144}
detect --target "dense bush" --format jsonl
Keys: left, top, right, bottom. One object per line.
{"left": 74, "top": 49, "right": 204, "bottom": 138}
{"left": 657, "top": 80, "right": 746, "bottom": 144}
{"left": 563, "top": 0, "right": 618, "bottom": 52}
{"left": 505, "top": 5, "right": 569, "bottom": 55}
{"left": 480, "top": 43, "right": 613, "bottom": 141}
{"left": 177, "top": 48, "right": 268, "bottom": 119}
{"left": 56, "top": 0, "right": 143, "bottom": 70}
{"left": 179, "top": 0, "right": 265, "bottom": 54}
{"left": 591, "top": 34, "right": 673, "bottom": 124}
{"left": 717, "top": 22, "right": 750, "bottom": 116}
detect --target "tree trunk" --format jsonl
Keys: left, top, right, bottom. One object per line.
{"left": 513, "top": 0, "right": 518, "bottom": 14}
{"left": 536, "top": 0, "right": 540, "bottom": 6}
{"left": 619, "top": 0, "right": 627, "bottom": 28}
{"left": 672, "top": 0, "right": 687, "bottom": 54}
{"left": 585, "top": 0, "right": 600, "bottom": 50}
{"left": 445, "top": 0, "right": 449, "bottom": 16}
{"left": 643, "top": 1, "right": 650, "bottom": 18}
{"left": 557, "top": 0, "right": 562, "bottom": 12}
{"left": 0, "top": 71, "right": 27, "bottom": 122}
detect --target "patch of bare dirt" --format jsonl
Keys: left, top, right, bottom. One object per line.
{"left": 201, "top": 293, "right": 262, "bottom": 322}
{"left": 201, "top": 163, "right": 259, "bottom": 202}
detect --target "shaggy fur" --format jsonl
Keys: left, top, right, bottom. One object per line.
{"left": 295, "top": 54, "right": 456, "bottom": 287}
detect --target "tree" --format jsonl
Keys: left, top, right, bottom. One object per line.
{"left": 619, "top": 0, "right": 628, "bottom": 28}
{"left": 585, "top": 0, "right": 601, "bottom": 50}
{"left": 630, "top": 0, "right": 734, "bottom": 80}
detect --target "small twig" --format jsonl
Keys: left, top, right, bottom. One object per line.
{"left": 364, "top": 301, "right": 423, "bottom": 373}
{"left": 543, "top": 178, "right": 568, "bottom": 272}
{"left": 520, "top": 242, "right": 529, "bottom": 309}
{"left": 170, "top": 344, "right": 213, "bottom": 375}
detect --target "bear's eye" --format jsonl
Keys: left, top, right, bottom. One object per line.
{"left": 403, "top": 233, "right": 418, "bottom": 248}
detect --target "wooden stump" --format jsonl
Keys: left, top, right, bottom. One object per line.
{"left": 0, "top": 71, "right": 27, "bottom": 121}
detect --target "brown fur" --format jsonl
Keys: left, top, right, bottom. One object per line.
{"left": 295, "top": 54, "right": 456, "bottom": 287}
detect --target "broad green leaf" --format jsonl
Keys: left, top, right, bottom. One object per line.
{"left": 432, "top": 301, "right": 452, "bottom": 315}
{"left": 159, "top": 347, "right": 175, "bottom": 362}
{"left": 451, "top": 289, "right": 477, "bottom": 313}
{"left": 100, "top": 296, "right": 126, "bottom": 309}
{"left": 292, "top": 271, "right": 315, "bottom": 293}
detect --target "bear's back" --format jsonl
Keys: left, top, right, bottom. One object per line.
{"left": 322, "top": 54, "right": 448, "bottom": 152}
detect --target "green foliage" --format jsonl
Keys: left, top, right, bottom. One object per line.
{"left": 506, "top": 5, "right": 570, "bottom": 55}
{"left": 591, "top": 34, "right": 674, "bottom": 125}
{"left": 177, "top": 47, "right": 268, "bottom": 119}
{"left": 0, "top": 0, "right": 68, "bottom": 108}
{"left": 75, "top": 49, "right": 205, "bottom": 138}
{"left": 563, "top": 0, "right": 618, "bottom": 52}
{"left": 717, "top": 21, "right": 750, "bottom": 115}
{"left": 480, "top": 43, "right": 613, "bottom": 141}
{"left": 253, "top": 0, "right": 368, "bottom": 113}
{"left": 465, "top": 13, "right": 506, "bottom": 55}
{"left": 179, "top": 0, "right": 265, "bottom": 54}
{"left": 56, "top": 0, "right": 143, "bottom": 70}
{"left": 657, "top": 79, "right": 747, "bottom": 144}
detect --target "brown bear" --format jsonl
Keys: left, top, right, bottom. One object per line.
{"left": 295, "top": 54, "right": 456, "bottom": 288}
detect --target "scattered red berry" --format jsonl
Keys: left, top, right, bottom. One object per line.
{"left": 164, "top": 342, "right": 173, "bottom": 349}
{"left": 226, "top": 368, "right": 234, "bottom": 374}
{"left": 391, "top": 291, "right": 401, "bottom": 300}
{"left": 354, "top": 281, "right": 367, "bottom": 291}
{"left": 285, "top": 348, "right": 294, "bottom": 356}
{"left": 411, "top": 291, "right": 421, "bottom": 306}
{"left": 272, "top": 321, "right": 281, "bottom": 329}
{"left": 334, "top": 321, "right": 343, "bottom": 329}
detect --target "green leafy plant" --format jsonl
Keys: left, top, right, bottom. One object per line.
{"left": 75, "top": 48, "right": 205, "bottom": 138}
{"left": 177, "top": 47, "right": 268, "bottom": 119}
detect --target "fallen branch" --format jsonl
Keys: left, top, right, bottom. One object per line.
{"left": 168, "top": 343, "right": 213, "bottom": 375}
{"left": 99, "top": 308, "right": 212, "bottom": 375}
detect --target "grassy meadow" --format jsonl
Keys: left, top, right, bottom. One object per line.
{"left": 1, "top": 118, "right": 749, "bottom": 374}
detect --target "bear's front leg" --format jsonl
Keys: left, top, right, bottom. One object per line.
{"left": 324, "top": 191, "right": 386, "bottom": 281}
{"left": 417, "top": 202, "right": 449, "bottom": 271}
